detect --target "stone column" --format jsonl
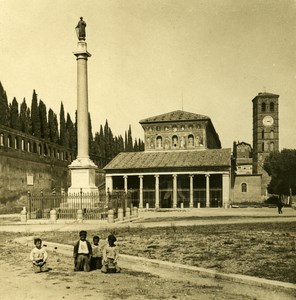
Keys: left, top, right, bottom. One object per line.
{"left": 68, "top": 40, "right": 98, "bottom": 195}
{"left": 139, "top": 175, "right": 143, "bottom": 208}
{"left": 222, "top": 173, "right": 230, "bottom": 208}
{"left": 105, "top": 175, "right": 113, "bottom": 193}
{"left": 205, "top": 174, "right": 210, "bottom": 208}
{"left": 124, "top": 175, "right": 128, "bottom": 193}
{"left": 172, "top": 174, "right": 177, "bottom": 208}
{"left": 189, "top": 174, "right": 194, "bottom": 208}
{"left": 155, "top": 174, "right": 160, "bottom": 209}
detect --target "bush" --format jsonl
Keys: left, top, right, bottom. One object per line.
{"left": 265, "top": 196, "right": 279, "bottom": 205}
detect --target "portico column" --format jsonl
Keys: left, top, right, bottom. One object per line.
{"left": 124, "top": 175, "right": 128, "bottom": 193}
{"left": 222, "top": 173, "right": 230, "bottom": 208}
{"left": 105, "top": 175, "right": 113, "bottom": 193}
{"left": 139, "top": 175, "right": 143, "bottom": 208}
{"left": 173, "top": 174, "right": 177, "bottom": 208}
{"left": 205, "top": 174, "right": 210, "bottom": 208}
{"left": 155, "top": 175, "right": 160, "bottom": 209}
{"left": 189, "top": 174, "right": 194, "bottom": 208}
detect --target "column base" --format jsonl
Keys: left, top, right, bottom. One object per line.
{"left": 68, "top": 158, "right": 98, "bottom": 195}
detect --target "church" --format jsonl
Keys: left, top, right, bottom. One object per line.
{"left": 104, "top": 92, "right": 279, "bottom": 208}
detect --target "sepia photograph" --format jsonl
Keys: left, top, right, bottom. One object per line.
{"left": 0, "top": 1, "right": 295, "bottom": 299}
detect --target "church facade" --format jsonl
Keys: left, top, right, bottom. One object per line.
{"left": 104, "top": 92, "right": 280, "bottom": 208}
{"left": 104, "top": 110, "right": 231, "bottom": 208}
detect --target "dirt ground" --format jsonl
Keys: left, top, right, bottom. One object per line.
{"left": 0, "top": 210, "right": 296, "bottom": 299}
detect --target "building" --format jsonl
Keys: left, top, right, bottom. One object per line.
{"left": 232, "top": 92, "right": 279, "bottom": 203}
{"left": 104, "top": 110, "right": 232, "bottom": 208}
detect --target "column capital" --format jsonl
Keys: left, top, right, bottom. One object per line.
{"left": 138, "top": 175, "right": 143, "bottom": 179}
{"left": 205, "top": 174, "right": 210, "bottom": 177}
{"left": 172, "top": 174, "right": 178, "bottom": 178}
{"left": 123, "top": 175, "right": 128, "bottom": 179}
{"left": 189, "top": 174, "right": 194, "bottom": 178}
{"left": 154, "top": 174, "right": 159, "bottom": 178}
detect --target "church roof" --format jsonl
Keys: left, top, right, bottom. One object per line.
{"left": 104, "top": 149, "right": 231, "bottom": 172}
{"left": 139, "top": 110, "right": 209, "bottom": 124}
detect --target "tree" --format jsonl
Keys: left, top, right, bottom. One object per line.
{"left": 59, "top": 102, "right": 67, "bottom": 146}
{"left": 31, "top": 90, "right": 41, "bottom": 137}
{"left": 20, "top": 98, "right": 31, "bottom": 134}
{"left": 66, "top": 113, "right": 76, "bottom": 150}
{"left": 48, "top": 109, "right": 59, "bottom": 143}
{"left": 263, "top": 149, "right": 296, "bottom": 196}
{"left": 39, "top": 100, "right": 49, "bottom": 140}
{"left": 9, "top": 97, "right": 21, "bottom": 130}
{"left": 0, "top": 82, "right": 10, "bottom": 126}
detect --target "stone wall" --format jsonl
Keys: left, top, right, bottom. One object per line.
{"left": 232, "top": 174, "right": 262, "bottom": 203}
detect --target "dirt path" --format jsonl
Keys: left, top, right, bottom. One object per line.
{"left": 0, "top": 236, "right": 295, "bottom": 300}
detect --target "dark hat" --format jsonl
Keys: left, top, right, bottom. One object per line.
{"left": 79, "top": 230, "right": 87, "bottom": 236}
{"left": 34, "top": 237, "right": 42, "bottom": 245}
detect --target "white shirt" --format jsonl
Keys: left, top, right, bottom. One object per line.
{"left": 78, "top": 240, "right": 89, "bottom": 254}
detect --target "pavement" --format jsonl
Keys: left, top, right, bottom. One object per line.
{"left": 0, "top": 207, "right": 295, "bottom": 232}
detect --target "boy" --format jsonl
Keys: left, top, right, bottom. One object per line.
{"left": 73, "top": 230, "right": 92, "bottom": 272}
{"left": 101, "top": 234, "right": 121, "bottom": 273}
{"left": 30, "top": 237, "right": 49, "bottom": 273}
{"left": 90, "top": 235, "right": 103, "bottom": 270}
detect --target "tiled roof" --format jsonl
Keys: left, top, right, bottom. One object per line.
{"left": 252, "top": 92, "right": 279, "bottom": 101}
{"left": 139, "top": 110, "right": 209, "bottom": 124}
{"left": 104, "top": 149, "right": 231, "bottom": 171}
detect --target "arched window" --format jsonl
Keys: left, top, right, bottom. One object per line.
{"left": 262, "top": 142, "right": 264, "bottom": 152}
{"left": 14, "top": 137, "right": 19, "bottom": 149}
{"left": 261, "top": 130, "right": 265, "bottom": 139}
{"left": 156, "top": 136, "right": 163, "bottom": 148}
{"left": 270, "top": 142, "right": 274, "bottom": 151}
{"left": 7, "top": 136, "right": 12, "bottom": 148}
{"left": 270, "top": 130, "right": 274, "bottom": 139}
{"left": 261, "top": 102, "right": 266, "bottom": 112}
{"left": 172, "top": 135, "right": 178, "bottom": 148}
{"left": 188, "top": 134, "right": 194, "bottom": 147}
{"left": 0, "top": 134, "right": 4, "bottom": 146}
{"left": 28, "top": 141, "right": 32, "bottom": 152}
{"left": 241, "top": 183, "right": 247, "bottom": 193}
{"left": 270, "top": 102, "right": 274, "bottom": 112}
{"left": 21, "top": 139, "right": 25, "bottom": 151}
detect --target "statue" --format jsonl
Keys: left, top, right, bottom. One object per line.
{"left": 76, "top": 17, "right": 86, "bottom": 41}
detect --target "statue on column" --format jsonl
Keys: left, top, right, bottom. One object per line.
{"left": 76, "top": 17, "right": 86, "bottom": 41}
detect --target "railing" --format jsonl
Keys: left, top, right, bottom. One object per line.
{"left": 27, "top": 190, "right": 108, "bottom": 220}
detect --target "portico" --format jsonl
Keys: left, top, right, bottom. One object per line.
{"left": 104, "top": 149, "right": 231, "bottom": 209}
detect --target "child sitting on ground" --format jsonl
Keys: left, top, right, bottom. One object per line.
{"left": 73, "top": 230, "right": 92, "bottom": 272}
{"left": 101, "top": 234, "right": 121, "bottom": 273}
{"left": 30, "top": 237, "right": 49, "bottom": 273}
{"left": 90, "top": 235, "right": 103, "bottom": 270}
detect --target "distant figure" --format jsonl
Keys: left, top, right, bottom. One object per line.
{"left": 277, "top": 199, "right": 284, "bottom": 214}
{"left": 30, "top": 238, "right": 49, "bottom": 273}
{"left": 101, "top": 234, "right": 121, "bottom": 273}
{"left": 76, "top": 17, "right": 86, "bottom": 40}
{"left": 90, "top": 235, "right": 103, "bottom": 270}
{"left": 73, "top": 230, "right": 92, "bottom": 272}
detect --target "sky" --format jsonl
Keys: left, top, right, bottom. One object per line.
{"left": 0, "top": 0, "right": 296, "bottom": 150}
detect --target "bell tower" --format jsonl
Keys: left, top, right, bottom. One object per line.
{"left": 252, "top": 92, "right": 279, "bottom": 196}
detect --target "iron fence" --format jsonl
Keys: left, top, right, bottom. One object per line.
{"left": 27, "top": 190, "right": 108, "bottom": 220}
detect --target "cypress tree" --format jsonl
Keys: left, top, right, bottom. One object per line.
{"left": 48, "top": 108, "right": 59, "bottom": 143}
{"left": 0, "top": 82, "right": 10, "bottom": 126}
{"left": 31, "top": 90, "right": 41, "bottom": 137}
{"left": 39, "top": 100, "right": 49, "bottom": 140}
{"left": 20, "top": 98, "right": 31, "bottom": 133}
{"left": 66, "top": 113, "right": 76, "bottom": 150}
{"left": 59, "top": 102, "right": 67, "bottom": 146}
{"left": 10, "top": 97, "right": 21, "bottom": 130}
{"left": 127, "top": 125, "right": 133, "bottom": 152}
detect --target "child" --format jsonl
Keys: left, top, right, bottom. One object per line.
{"left": 73, "top": 230, "right": 92, "bottom": 272}
{"left": 30, "top": 237, "right": 49, "bottom": 273}
{"left": 90, "top": 235, "right": 103, "bottom": 270}
{"left": 101, "top": 234, "right": 121, "bottom": 273}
